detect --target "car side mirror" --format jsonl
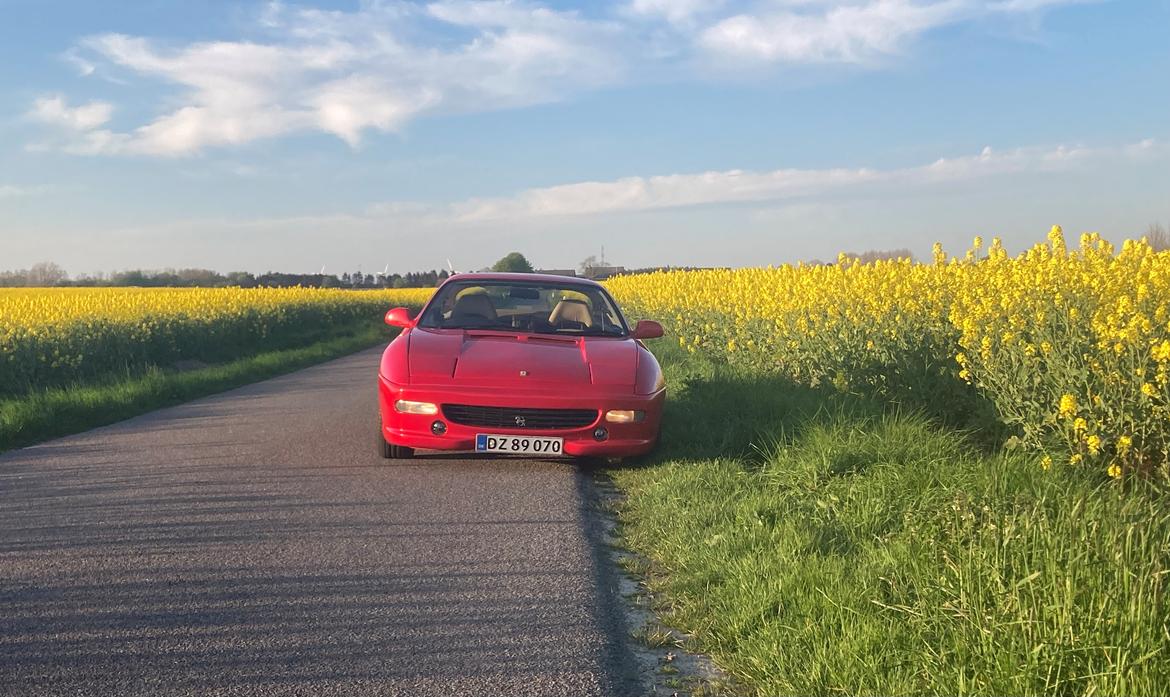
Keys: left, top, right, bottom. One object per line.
{"left": 384, "top": 307, "right": 415, "bottom": 328}
{"left": 632, "top": 320, "right": 664, "bottom": 340}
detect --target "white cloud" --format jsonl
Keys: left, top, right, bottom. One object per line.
{"left": 62, "top": 49, "right": 97, "bottom": 76}
{"left": 29, "top": 95, "right": 113, "bottom": 131}
{"left": 447, "top": 140, "right": 1165, "bottom": 221}
{"left": 700, "top": 0, "right": 973, "bottom": 63}
{"left": 36, "top": 1, "right": 628, "bottom": 156}
{"left": 145, "top": 139, "right": 1145, "bottom": 225}
{"left": 32, "top": 0, "right": 1090, "bottom": 156}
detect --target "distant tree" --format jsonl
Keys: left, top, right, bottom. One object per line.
{"left": 492, "top": 252, "right": 534, "bottom": 273}
{"left": 26, "top": 261, "right": 68, "bottom": 286}
{"left": 578, "top": 255, "right": 598, "bottom": 274}
{"left": 176, "top": 268, "right": 226, "bottom": 286}
{"left": 1147, "top": 222, "right": 1169, "bottom": 252}
{"left": 112, "top": 269, "right": 151, "bottom": 286}
{"left": 225, "top": 271, "right": 256, "bottom": 287}
{"left": 1, "top": 264, "right": 450, "bottom": 289}
{"left": 0, "top": 270, "right": 25, "bottom": 287}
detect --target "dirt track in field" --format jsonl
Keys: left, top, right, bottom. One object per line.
{"left": 0, "top": 347, "right": 643, "bottom": 696}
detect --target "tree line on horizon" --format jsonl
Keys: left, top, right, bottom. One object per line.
{"left": 6, "top": 226, "right": 1166, "bottom": 289}
{"left": 0, "top": 262, "right": 452, "bottom": 289}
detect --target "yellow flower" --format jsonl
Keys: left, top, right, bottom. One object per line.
{"left": 599, "top": 228, "right": 1170, "bottom": 474}
{"left": 1070, "top": 454, "right": 1083, "bottom": 465}
{"left": 1107, "top": 462, "right": 1122, "bottom": 479}
{"left": 1040, "top": 455, "right": 1052, "bottom": 471}
{"left": 1086, "top": 434, "right": 1102, "bottom": 455}
{"left": 1116, "top": 435, "right": 1132, "bottom": 454}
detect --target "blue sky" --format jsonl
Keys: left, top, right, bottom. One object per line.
{"left": 2, "top": 0, "right": 1168, "bottom": 275}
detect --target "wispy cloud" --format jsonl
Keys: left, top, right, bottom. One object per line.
{"left": 448, "top": 139, "right": 1166, "bottom": 221}
{"left": 28, "top": 95, "right": 113, "bottom": 131}
{"left": 700, "top": 0, "right": 973, "bottom": 63}
{"left": 136, "top": 139, "right": 1156, "bottom": 226}
{"left": 31, "top": 0, "right": 1090, "bottom": 156}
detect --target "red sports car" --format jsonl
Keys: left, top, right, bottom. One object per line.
{"left": 377, "top": 273, "right": 666, "bottom": 460}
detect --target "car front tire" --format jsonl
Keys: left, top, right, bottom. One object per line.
{"left": 378, "top": 429, "right": 414, "bottom": 460}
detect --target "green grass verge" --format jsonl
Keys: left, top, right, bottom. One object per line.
{"left": 611, "top": 341, "right": 1170, "bottom": 696}
{"left": 0, "top": 323, "right": 392, "bottom": 453}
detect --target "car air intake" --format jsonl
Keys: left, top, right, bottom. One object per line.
{"left": 442, "top": 404, "right": 599, "bottom": 430}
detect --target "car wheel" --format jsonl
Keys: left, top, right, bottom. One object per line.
{"left": 379, "top": 431, "right": 414, "bottom": 460}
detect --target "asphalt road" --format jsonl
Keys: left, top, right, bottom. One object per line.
{"left": 0, "top": 347, "right": 643, "bottom": 696}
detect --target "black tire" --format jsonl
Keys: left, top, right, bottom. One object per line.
{"left": 379, "top": 431, "right": 414, "bottom": 460}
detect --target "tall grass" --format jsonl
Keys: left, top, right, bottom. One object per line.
{"left": 611, "top": 341, "right": 1170, "bottom": 695}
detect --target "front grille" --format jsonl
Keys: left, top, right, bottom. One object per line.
{"left": 442, "top": 404, "right": 598, "bottom": 430}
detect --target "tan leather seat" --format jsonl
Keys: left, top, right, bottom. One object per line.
{"left": 549, "top": 299, "right": 592, "bottom": 327}
{"left": 451, "top": 293, "right": 497, "bottom": 322}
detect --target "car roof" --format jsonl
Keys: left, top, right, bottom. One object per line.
{"left": 442, "top": 272, "right": 603, "bottom": 288}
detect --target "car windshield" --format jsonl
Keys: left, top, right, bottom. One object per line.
{"left": 417, "top": 280, "right": 629, "bottom": 337}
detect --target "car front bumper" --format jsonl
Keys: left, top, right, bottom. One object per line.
{"left": 378, "top": 376, "right": 664, "bottom": 457}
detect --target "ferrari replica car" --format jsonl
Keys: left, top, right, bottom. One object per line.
{"left": 377, "top": 273, "right": 666, "bottom": 460}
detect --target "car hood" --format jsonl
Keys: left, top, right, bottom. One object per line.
{"left": 407, "top": 329, "right": 637, "bottom": 388}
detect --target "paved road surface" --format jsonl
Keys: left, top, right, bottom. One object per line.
{"left": 0, "top": 347, "right": 642, "bottom": 696}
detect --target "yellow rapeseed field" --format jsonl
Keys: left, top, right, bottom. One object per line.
{"left": 608, "top": 227, "right": 1170, "bottom": 478}
{"left": 0, "top": 286, "right": 432, "bottom": 396}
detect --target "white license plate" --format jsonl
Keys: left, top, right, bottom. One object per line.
{"left": 475, "top": 434, "right": 564, "bottom": 456}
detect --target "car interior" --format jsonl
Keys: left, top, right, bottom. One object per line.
{"left": 422, "top": 283, "right": 625, "bottom": 335}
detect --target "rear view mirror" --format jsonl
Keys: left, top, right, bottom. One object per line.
{"left": 632, "top": 320, "right": 664, "bottom": 340}
{"left": 384, "top": 307, "right": 415, "bottom": 328}
{"left": 508, "top": 287, "right": 540, "bottom": 300}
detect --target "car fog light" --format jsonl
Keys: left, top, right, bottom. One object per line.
{"left": 605, "top": 410, "right": 645, "bottom": 424}
{"left": 431, "top": 420, "right": 447, "bottom": 436}
{"left": 395, "top": 400, "right": 438, "bottom": 415}
{"left": 593, "top": 427, "right": 609, "bottom": 442}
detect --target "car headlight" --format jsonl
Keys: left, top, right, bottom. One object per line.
{"left": 395, "top": 400, "right": 439, "bottom": 415}
{"left": 605, "top": 410, "right": 645, "bottom": 424}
